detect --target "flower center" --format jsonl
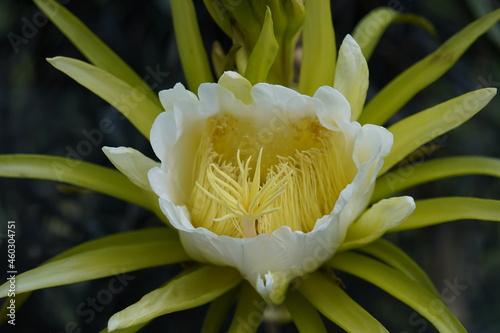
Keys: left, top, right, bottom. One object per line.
{"left": 195, "top": 149, "right": 292, "bottom": 238}
{"left": 188, "top": 113, "right": 356, "bottom": 238}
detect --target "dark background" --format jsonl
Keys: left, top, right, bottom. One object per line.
{"left": 1, "top": 0, "right": 500, "bottom": 332}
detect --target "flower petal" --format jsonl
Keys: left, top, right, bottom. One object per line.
{"left": 150, "top": 73, "right": 396, "bottom": 304}
{"left": 313, "top": 86, "right": 351, "bottom": 128}
{"left": 334, "top": 35, "right": 369, "bottom": 121}
{"left": 339, "top": 196, "right": 415, "bottom": 251}
{"left": 218, "top": 71, "right": 254, "bottom": 105}
{"left": 153, "top": 84, "right": 213, "bottom": 203}
{"left": 333, "top": 123, "right": 393, "bottom": 227}
{"left": 252, "top": 82, "right": 301, "bottom": 107}
{"left": 158, "top": 82, "right": 199, "bottom": 112}
{"left": 157, "top": 197, "right": 343, "bottom": 304}
{"left": 102, "top": 146, "right": 159, "bottom": 191}
{"left": 198, "top": 81, "right": 247, "bottom": 117}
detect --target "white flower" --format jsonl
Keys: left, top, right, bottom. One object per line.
{"left": 103, "top": 35, "right": 415, "bottom": 304}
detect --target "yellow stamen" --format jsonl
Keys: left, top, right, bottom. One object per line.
{"left": 196, "top": 149, "right": 292, "bottom": 238}
{"left": 188, "top": 113, "right": 357, "bottom": 238}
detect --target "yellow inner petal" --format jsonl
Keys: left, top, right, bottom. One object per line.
{"left": 188, "top": 113, "right": 355, "bottom": 238}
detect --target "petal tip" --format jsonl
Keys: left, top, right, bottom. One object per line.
{"left": 107, "top": 317, "right": 119, "bottom": 332}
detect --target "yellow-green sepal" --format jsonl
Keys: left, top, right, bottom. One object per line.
{"left": 285, "top": 290, "right": 327, "bottom": 333}
{"left": 0, "top": 154, "right": 153, "bottom": 210}
{"left": 373, "top": 156, "right": 500, "bottom": 203}
{"left": 202, "top": 287, "right": 239, "bottom": 333}
{"left": 298, "top": 0, "right": 336, "bottom": 96}
{"left": 329, "top": 252, "right": 466, "bottom": 332}
{"left": 227, "top": 282, "right": 264, "bottom": 333}
{"left": 264, "top": 0, "right": 305, "bottom": 86}
{"left": 245, "top": 7, "right": 279, "bottom": 84}
{"left": 299, "top": 271, "right": 388, "bottom": 332}
{"left": 389, "top": 197, "right": 500, "bottom": 232}
{"left": 359, "top": 9, "right": 500, "bottom": 125}
{"left": 33, "top": 0, "right": 159, "bottom": 106}
{"left": 0, "top": 228, "right": 179, "bottom": 323}
{"left": 99, "top": 323, "right": 149, "bottom": 333}
{"left": 108, "top": 265, "right": 242, "bottom": 331}
{"left": 465, "top": 0, "right": 500, "bottom": 50}
{"left": 381, "top": 88, "right": 497, "bottom": 175}
{"left": 357, "top": 239, "right": 439, "bottom": 296}
{"left": 227, "top": 0, "right": 262, "bottom": 49}
{"left": 48, "top": 57, "right": 164, "bottom": 139}
{"left": 171, "top": 0, "right": 214, "bottom": 91}
{"left": 353, "top": 7, "right": 436, "bottom": 61}
{"left": 203, "top": 0, "right": 233, "bottom": 37}
{"left": 0, "top": 228, "right": 188, "bottom": 296}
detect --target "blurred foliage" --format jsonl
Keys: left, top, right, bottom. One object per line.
{"left": 0, "top": 0, "right": 499, "bottom": 332}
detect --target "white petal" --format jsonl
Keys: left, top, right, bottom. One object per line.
{"left": 158, "top": 82, "right": 198, "bottom": 112}
{"left": 102, "top": 146, "right": 159, "bottom": 191}
{"left": 339, "top": 196, "right": 416, "bottom": 251}
{"left": 252, "top": 82, "right": 301, "bottom": 106}
{"left": 353, "top": 124, "right": 393, "bottom": 167}
{"left": 313, "top": 86, "right": 352, "bottom": 129}
{"left": 157, "top": 197, "right": 194, "bottom": 231}
{"left": 153, "top": 83, "right": 202, "bottom": 163}
{"left": 334, "top": 35, "right": 369, "bottom": 121}
{"left": 149, "top": 73, "right": 399, "bottom": 306}
{"left": 198, "top": 81, "right": 247, "bottom": 118}
{"left": 151, "top": 85, "right": 209, "bottom": 204}
{"left": 284, "top": 94, "right": 321, "bottom": 120}
{"left": 150, "top": 111, "right": 177, "bottom": 163}
{"left": 158, "top": 196, "right": 344, "bottom": 304}
{"left": 218, "top": 71, "right": 254, "bottom": 105}
{"left": 148, "top": 167, "right": 175, "bottom": 204}
{"left": 330, "top": 123, "right": 394, "bottom": 233}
